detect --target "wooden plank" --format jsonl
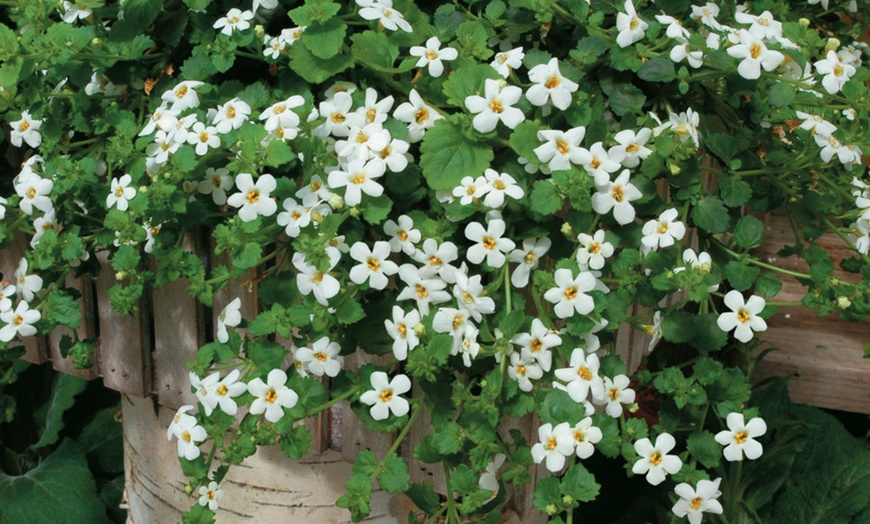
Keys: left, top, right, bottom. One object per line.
{"left": 95, "top": 251, "right": 152, "bottom": 397}
{"left": 405, "top": 382, "right": 448, "bottom": 494}
{"left": 498, "top": 412, "right": 548, "bottom": 524}
{"left": 47, "top": 273, "right": 99, "bottom": 379}
{"left": 0, "top": 233, "right": 48, "bottom": 363}
{"left": 153, "top": 233, "right": 203, "bottom": 409}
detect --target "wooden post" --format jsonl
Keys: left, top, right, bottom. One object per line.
{"left": 46, "top": 273, "right": 99, "bottom": 379}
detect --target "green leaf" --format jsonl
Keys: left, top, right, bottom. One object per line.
{"left": 456, "top": 20, "right": 493, "bottom": 60}
{"left": 532, "top": 476, "right": 562, "bottom": 512}
{"left": 337, "top": 472, "right": 373, "bottom": 522}
{"left": 0, "top": 441, "right": 111, "bottom": 524}
{"left": 719, "top": 176, "right": 752, "bottom": 207}
{"left": 508, "top": 119, "right": 543, "bottom": 162}
{"left": 570, "top": 36, "right": 609, "bottom": 65}
{"left": 637, "top": 57, "right": 677, "bottom": 82}
{"left": 734, "top": 215, "right": 764, "bottom": 249}
{"left": 182, "top": 504, "right": 215, "bottom": 524}
{"left": 443, "top": 63, "right": 500, "bottom": 107}
{"left": 707, "top": 368, "right": 751, "bottom": 404}
{"left": 301, "top": 19, "right": 347, "bottom": 60}
{"left": 289, "top": 0, "right": 342, "bottom": 25}
{"left": 686, "top": 431, "right": 721, "bottom": 469}
{"left": 529, "top": 180, "right": 563, "bottom": 215}
{"left": 605, "top": 82, "right": 647, "bottom": 116}
{"left": 430, "top": 422, "right": 464, "bottom": 455}
{"left": 337, "top": 300, "right": 366, "bottom": 325}
{"left": 420, "top": 116, "right": 494, "bottom": 191}
{"left": 351, "top": 31, "right": 399, "bottom": 73}
{"left": 265, "top": 140, "right": 295, "bottom": 168}
{"left": 690, "top": 314, "right": 728, "bottom": 352}
{"left": 280, "top": 425, "right": 313, "bottom": 459}
{"left": 705, "top": 134, "right": 750, "bottom": 163}
{"left": 380, "top": 452, "right": 411, "bottom": 493}
{"left": 755, "top": 273, "right": 783, "bottom": 299}
{"left": 232, "top": 242, "right": 263, "bottom": 271}
{"left": 0, "top": 24, "right": 18, "bottom": 62}
{"left": 661, "top": 310, "right": 695, "bottom": 343}
{"left": 76, "top": 405, "right": 124, "bottom": 474}
{"left": 768, "top": 82, "right": 796, "bottom": 107}
{"left": 561, "top": 463, "right": 600, "bottom": 502}
{"left": 692, "top": 196, "right": 730, "bottom": 234}
{"left": 40, "top": 290, "right": 83, "bottom": 330}
{"left": 359, "top": 195, "right": 393, "bottom": 225}
{"left": 289, "top": 43, "right": 353, "bottom": 83}
{"left": 352, "top": 449, "right": 378, "bottom": 476}
{"left": 246, "top": 340, "right": 288, "bottom": 371}
{"left": 33, "top": 374, "right": 88, "bottom": 449}
{"left": 724, "top": 261, "right": 759, "bottom": 291}
{"left": 406, "top": 483, "right": 440, "bottom": 514}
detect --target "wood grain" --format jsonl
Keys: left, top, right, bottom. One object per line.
{"left": 46, "top": 273, "right": 98, "bottom": 379}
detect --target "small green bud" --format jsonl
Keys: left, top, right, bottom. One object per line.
{"left": 668, "top": 162, "right": 681, "bottom": 175}
{"left": 413, "top": 322, "right": 426, "bottom": 337}
{"left": 825, "top": 38, "right": 841, "bottom": 53}
{"left": 328, "top": 193, "right": 344, "bottom": 210}
{"left": 838, "top": 296, "right": 851, "bottom": 309}
{"left": 562, "top": 495, "right": 574, "bottom": 506}
{"left": 255, "top": 25, "right": 265, "bottom": 39}
{"left": 560, "top": 222, "right": 573, "bottom": 237}
{"left": 349, "top": 207, "right": 361, "bottom": 218}
{"left": 115, "top": 271, "right": 128, "bottom": 281}
{"left": 628, "top": 402, "right": 640, "bottom": 413}
{"left": 184, "top": 484, "right": 194, "bottom": 495}
{"left": 545, "top": 504, "right": 559, "bottom": 516}
{"left": 798, "top": 18, "right": 810, "bottom": 27}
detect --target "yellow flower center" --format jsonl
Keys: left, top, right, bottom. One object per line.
{"left": 490, "top": 99, "right": 503, "bottom": 113}
{"left": 217, "top": 385, "right": 228, "bottom": 396}
{"left": 428, "top": 256, "right": 442, "bottom": 268}
{"left": 292, "top": 210, "right": 302, "bottom": 220}
{"left": 27, "top": 188, "right": 36, "bottom": 199}
{"left": 230, "top": 15, "right": 239, "bottom": 23}
{"left": 415, "top": 108, "right": 429, "bottom": 124}
{"left": 590, "top": 158, "right": 601, "bottom": 169}
{"left": 556, "top": 139, "right": 570, "bottom": 155}
{"left": 226, "top": 107, "right": 236, "bottom": 120}
{"left": 246, "top": 190, "right": 259, "bottom": 204}
{"left": 352, "top": 172, "right": 366, "bottom": 185}
{"left": 426, "top": 49, "right": 437, "bottom": 60}
{"left": 626, "top": 143, "right": 639, "bottom": 153}
{"left": 181, "top": 431, "right": 191, "bottom": 443}
{"left": 497, "top": 53, "right": 508, "bottom": 64}
{"left": 578, "top": 366, "right": 592, "bottom": 381}
{"left": 545, "top": 75, "right": 560, "bottom": 89}
{"left": 380, "top": 388, "right": 393, "bottom": 402}
{"left": 530, "top": 338, "right": 543, "bottom": 352}
{"left": 313, "top": 351, "right": 328, "bottom": 362}
{"left": 564, "top": 287, "right": 578, "bottom": 300}
{"left": 397, "top": 323, "right": 407, "bottom": 338}
{"left": 115, "top": 186, "right": 125, "bottom": 197}
{"left": 750, "top": 43, "right": 762, "bottom": 60}
{"left": 608, "top": 388, "right": 620, "bottom": 401}
{"left": 589, "top": 242, "right": 600, "bottom": 254}
{"left": 734, "top": 430, "right": 748, "bottom": 444}
{"left": 265, "top": 388, "right": 278, "bottom": 403}
{"left": 13, "top": 315, "right": 23, "bottom": 326}
{"left": 415, "top": 284, "right": 428, "bottom": 298}
{"left": 380, "top": 146, "right": 391, "bottom": 159}
{"left": 545, "top": 437, "right": 557, "bottom": 450}
{"left": 690, "top": 497, "right": 703, "bottom": 510}
{"left": 657, "top": 223, "right": 668, "bottom": 234}
{"left": 516, "top": 364, "right": 526, "bottom": 376}
{"left": 313, "top": 272, "right": 324, "bottom": 284}
{"left": 524, "top": 251, "right": 537, "bottom": 264}
{"left": 207, "top": 490, "right": 216, "bottom": 500}
{"left": 311, "top": 180, "right": 321, "bottom": 191}
{"left": 574, "top": 429, "right": 585, "bottom": 442}
{"left": 612, "top": 186, "right": 624, "bottom": 202}
{"left": 367, "top": 258, "right": 380, "bottom": 271}
{"left": 737, "top": 309, "right": 750, "bottom": 323}
{"left": 630, "top": 17, "right": 640, "bottom": 30}
{"left": 150, "top": 226, "right": 160, "bottom": 236}
{"left": 493, "top": 179, "right": 506, "bottom": 190}
{"left": 199, "top": 132, "right": 209, "bottom": 143}
{"left": 398, "top": 230, "right": 408, "bottom": 241}
{"left": 19, "top": 121, "right": 30, "bottom": 132}
{"left": 274, "top": 105, "right": 286, "bottom": 115}
{"left": 482, "top": 236, "right": 496, "bottom": 250}
{"left": 212, "top": 176, "right": 223, "bottom": 188}
{"left": 649, "top": 451, "right": 663, "bottom": 466}
{"left": 356, "top": 131, "right": 368, "bottom": 143}
{"left": 452, "top": 315, "right": 464, "bottom": 331}
{"left": 461, "top": 292, "right": 475, "bottom": 305}
{"left": 366, "top": 108, "right": 377, "bottom": 123}
{"left": 176, "top": 85, "right": 188, "bottom": 99}
{"left": 834, "top": 64, "right": 845, "bottom": 77}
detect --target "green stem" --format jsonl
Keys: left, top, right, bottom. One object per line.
{"left": 720, "top": 244, "right": 812, "bottom": 280}
{"left": 371, "top": 404, "right": 422, "bottom": 480}
{"left": 726, "top": 459, "right": 744, "bottom": 518}
{"left": 822, "top": 217, "right": 870, "bottom": 265}
{"left": 503, "top": 264, "right": 512, "bottom": 314}
{"left": 422, "top": 505, "right": 447, "bottom": 524}
{"left": 766, "top": 301, "right": 803, "bottom": 307}
{"left": 301, "top": 386, "right": 360, "bottom": 418}
{"left": 443, "top": 461, "right": 460, "bottom": 524}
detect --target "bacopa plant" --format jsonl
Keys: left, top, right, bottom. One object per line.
{"left": 1, "top": 0, "right": 870, "bottom": 523}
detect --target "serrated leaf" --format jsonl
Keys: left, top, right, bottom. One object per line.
{"left": 562, "top": 463, "right": 601, "bottom": 502}
{"left": 280, "top": 425, "right": 313, "bottom": 459}
{"left": 605, "top": 82, "right": 647, "bottom": 116}
{"left": 351, "top": 31, "right": 399, "bottom": 73}
{"left": 638, "top": 57, "right": 677, "bottom": 82}
{"left": 33, "top": 373, "right": 88, "bottom": 449}
{"left": 420, "top": 116, "right": 494, "bottom": 191}
{"left": 301, "top": 19, "right": 347, "bottom": 60}
{"left": 692, "top": 196, "right": 730, "bottom": 234}
{"left": 734, "top": 215, "right": 764, "bottom": 249}
{"left": 443, "top": 63, "right": 500, "bottom": 107}
{"left": 725, "top": 261, "right": 759, "bottom": 291}
{"left": 380, "top": 452, "right": 411, "bottom": 493}
{"left": 686, "top": 431, "right": 722, "bottom": 469}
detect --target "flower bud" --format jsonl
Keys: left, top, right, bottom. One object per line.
{"left": 560, "top": 222, "right": 573, "bottom": 237}
{"left": 413, "top": 322, "right": 426, "bottom": 337}
{"left": 628, "top": 402, "right": 639, "bottom": 413}
{"left": 310, "top": 208, "right": 323, "bottom": 223}
{"left": 328, "top": 193, "right": 344, "bottom": 210}
{"left": 825, "top": 38, "right": 841, "bottom": 53}
{"left": 349, "top": 206, "right": 360, "bottom": 218}
{"left": 838, "top": 296, "right": 851, "bottom": 309}
{"left": 255, "top": 24, "right": 265, "bottom": 39}
{"left": 91, "top": 37, "right": 102, "bottom": 47}
{"left": 562, "top": 495, "right": 574, "bottom": 506}
{"left": 115, "top": 271, "right": 128, "bottom": 281}
{"left": 668, "top": 162, "right": 681, "bottom": 175}
{"left": 798, "top": 18, "right": 810, "bottom": 27}
{"left": 545, "top": 504, "right": 559, "bottom": 516}
{"left": 184, "top": 484, "right": 194, "bottom": 495}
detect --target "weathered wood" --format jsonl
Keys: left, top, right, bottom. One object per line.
{"left": 153, "top": 234, "right": 203, "bottom": 409}
{"left": 95, "top": 250, "right": 152, "bottom": 397}
{"left": 498, "top": 413, "right": 548, "bottom": 524}
{"left": 406, "top": 382, "right": 447, "bottom": 494}
{"left": 0, "top": 232, "right": 48, "bottom": 363}
{"left": 752, "top": 211, "right": 870, "bottom": 414}
{"left": 122, "top": 393, "right": 400, "bottom": 523}
{"left": 46, "top": 273, "right": 99, "bottom": 379}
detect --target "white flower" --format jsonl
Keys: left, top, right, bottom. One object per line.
{"left": 591, "top": 170, "right": 643, "bottom": 225}
{"left": 263, "top": 35, "right": 285, "bottom": 59}
{"left": 15, "top": 171, "right": 54, "bottom": 216}
{"left": 315, "top": 92, "right": 357, "bottom": 138}
{"left": 544, "top": 268, "right": 596, "bottom": 319}
{"left": 609, "top": 128, "right": 652, "bottom": 168}
{"left": 214, "top": 8, "right": 254, "bottom": 36}
{"left": 670, "top": 40, "right": 704, "bottom": 69}
{"left": 384, "top": 215, "right": 421, "bottom": 254}
{"left": 646, "top": 310, "right": 664, "bottom": 353}
{"left": 10, "top": 111, "right": 42, "bottom": 149}
{"left": 0, "top": 284, "right": 15, "bottom": 312}
{"left": 571, "top": 417, "right": 603, "bottom": 459}
{"left": 716, "top": 290, "right": 767, "bottom": 343}
{"left": 167, "top": 405, "right": 195, "bottom": 441}
{"left": 385, "top": 306, "right": 421, "bottom": 360}
{"left": 453, "top": 272, "right": 495, "bottom": 322}
{"left": 478, "top": 453, "right": 506, "bottom": 495}
{"left": 335, "top": 122, "right": 391, "bottom": 162}
{"left": 277, "top": 197, "right": 317, "bottom": 238}
{"left": 410, "top": 36, "right": 458, "bottom": 77}
{"left": 691, "top": 2, "right": 723, "bottom": 30}
{"left": 507, "top": 351, "right": 543, "bottom": 391}
{"left": 817, "top": 134, "right": 854, "bottom": 165}
{"left": 554, "top": 348, "right": 605, "bottom": 403}
{"left": 632, "top": 433, "right": 683, "bottom": 486}
{"left": 531, "top": 422, "right": 575, "bottom": 472}
{"left": 396, "top": 263, "right": 450, "bottom": 315}
{"left": 349, "top": 241, "right": 398, "bottom": 290}
{"left": 534, "top": 127, "right": 592, "bottom": 171}
{"left": 672, "top": 478, "right": 724, "bottom": 524}
{"left": 106, "top": 174, "right": 136, "bottom": 211}
{"left": 142, "top": 222, "right": 161, "bottom": 254}
{"left": 508, "top": 237, "right": 551, "bottom": 288}
{"left": 296, "top": 337, "right": 343, "bottom": 377}
{"left": 458, "top": 325, "right": 480, "bottom": 367}
{"left": 413, "top": 239, "right": 460, "bottom": 283}
{"left": 197, "top": 167, "right": 233, "bottom": 205}
{"left": 140, "top": 106, "right": 179, "bottom": 136}
{"left": 198, "top": 481, "right": 225, "bottom": 511}
{"left": 526, "top": 58, "right": 579, "bottom": 110}
{"left": 190, "top": 370, "right": 245, "bottom": 416}
{"left": 279, "top": 25, "right": 306, "bottom": 46}
{"left": 171, "top": 414, "right": 207, "bottom": 460}
{"left": 850, "top": 219, "right": 870, "bottom": 255}
{"left": 597, "top": 374, "right": 636, "bottom": 417}
{"left": 675, "top": 249, "right": 719, "bottom": 292}
{"left": 432, "top": 307, "right": 471, "bottom": 349}
{"left": 491, "top": 47, "right": 524, "bottom": 78}
{"left": 465, "top": 79, "right": 525, "bottom": 133}
{"left": 360, "top": 371, "right": 412, "bottom": 420}
{"left": 30, "top": 208, "right": 57, "bottom": 250}
{"left": 583, "top": 142, "right": 622, "bottom": 186}
{"left": 0, "top": 301, "right": 40, "bottom": 342}
{"left": 216, "top": 297, "right": 242, "bottom": 343}
{"left": 253, "top": 0, "right": 279, "bottom": 14}
{"left": 656, "top": 14, "right": 690, "bottom": 40}
{"left": 356, "top": 87, "right": 395, "bottom": 125}
{"left": 187, "top": 122, "right": 220, "bottom": 156}
{"left": 393, "top": 89, "right": 442, "bottom": 142}
{"left": 641, "top": 208, "right": 686, "bottom": 250}
{"left": 453, "top": 175, "right": 489, "bottom": 205}
{"left": 259, "top": 95, "right": 304, "bottom": 134}
{"left": 576, "top": 230, "right": 614, "bottom": 270}
{"left": 669, "top": 108, "right": 701, "bottom": 148}
{"left": 616, "top": 0, "right": 648, "bottom": 48}
{"left": 814, "top": 50, "right": 856, "bottom": 94}
{"left": 714, "top": 413, "right": 766, "bottom": 461}
{"left": 511, "top": 318, "right": 560, "bottom": 372}
{"left": 482, "top": 169, "right": 524, "bottom": 208}
{"left": 327, "top": 158, "right": 385, "bottom": 207}
{"left": 227, "top": 173, "right": 278, "bottom": 222}
{"left": 61, "top": 1, "right": 95, "bottom": 23}
{"left": 357, "top": 0, "right": 412, "bottom": 32}
{"left": 248, "top": 369, "right": 299, "bottom": 423}
{"left": 735, "top": 10, "right": 783, "bottom": 41}
{"left": 162, "top": 81, "right": 204, "bottom": 112}
{"left": 14, "top": 258, "right": 43, "bottom": 303}
{"left": 465, "top": 219, "right": 515, "bottom": 268}
{"left": 293, "top": 249, "right": 341, "bottom": 306}
{"left": 726, "top": 32, "right": 784, "bottom": 80}
{"left": 212, "top": 98, "right": 251, "bottom": 134}
{"left": 296, "top": 175, "right": 333, "bottom": 204}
